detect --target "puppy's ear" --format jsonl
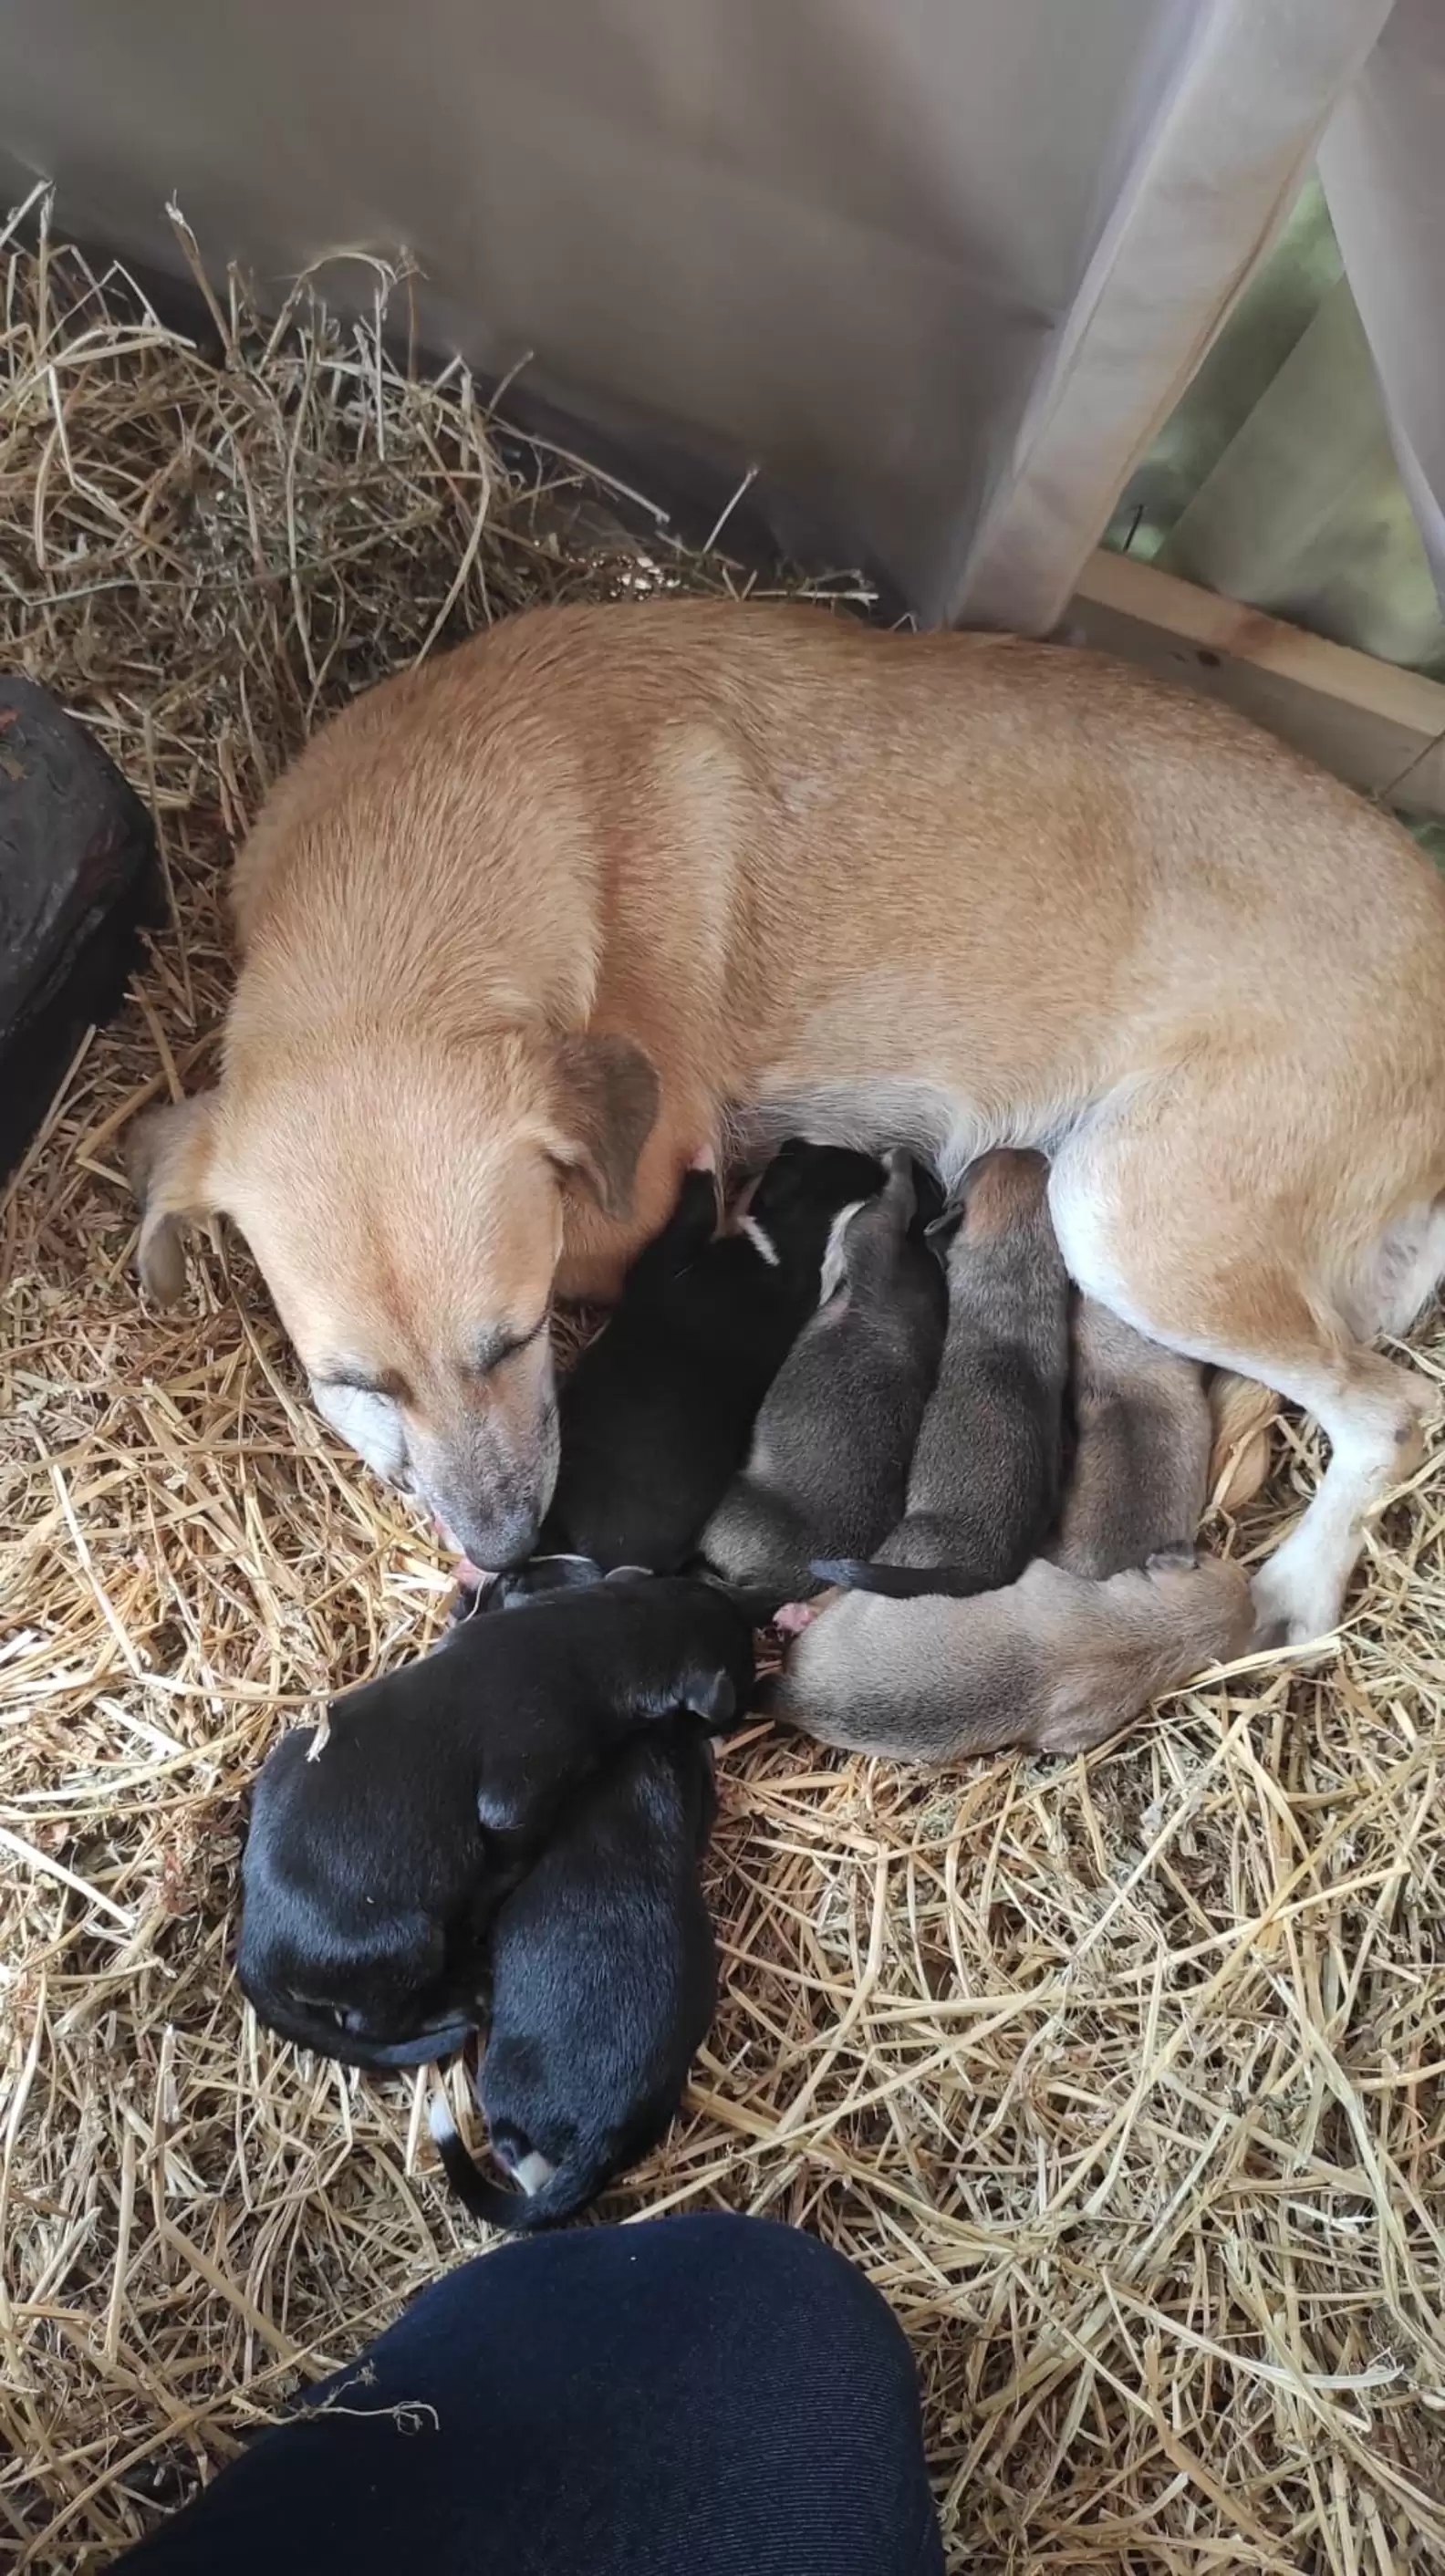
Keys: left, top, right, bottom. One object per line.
{"left": 546, "top": 1034, "right": 660, "bottom": 1222}
{"left": 126, "top": 1094, "right": 222, "bottom": 1304}
{"left": 878, "top": 1150, "right": 918, "bottom": 1227}
{"left": 680, "top": 1667, "right": 738, "bottom": 1729}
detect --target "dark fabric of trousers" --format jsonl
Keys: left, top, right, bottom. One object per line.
{"left": 110, "top": 2211, "right": 946, "bottom": 2575}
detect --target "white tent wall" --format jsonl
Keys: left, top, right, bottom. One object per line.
{"left": 0, "top": 0, "right": 1440, "bottom": 644}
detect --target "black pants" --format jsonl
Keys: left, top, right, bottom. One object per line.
{"left": 112, "top": 2213, "right": 945, "bottom": 2575}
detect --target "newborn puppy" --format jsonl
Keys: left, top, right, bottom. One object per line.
{"left": 542, "top": 1141, "right": 886, "bottom": 1570}
{"left": 815, "top": 1148, "right": 1069, "bottom": 1598}
{"left": 430, "top": 1719, "right": 717, "bottom": 2230}
{"left": 701, "top": 1152, "right": 948, "bottom": 1597}
{"left": 238, "top": 1575, "right": 754, "bottom": 2067}
{"left": 1055, "top": 1299, "right": 1213, "bottom": 1577}
{"left": 451, "top": 1549, "right": 638, "bottom": 1622}
{"left": 764, "top": 1553, "right": 1253, "bottom": 1761}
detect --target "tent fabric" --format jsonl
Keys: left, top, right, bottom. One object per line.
{"left": 949, "top": 0, "right": 1396, "bottom": 634}
{"left": 0, "top": 0, "right": 1440, "bottom": 646}
{"left": 1317, "top": 0, "right": 1445, "bottom": 614}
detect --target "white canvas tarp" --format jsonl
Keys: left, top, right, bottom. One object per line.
{"left": 0, "top": 0, "right": 1440, "bottom": 639}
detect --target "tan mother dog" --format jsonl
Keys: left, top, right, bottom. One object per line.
{"left": 129, "top": 600, "right": 1445, "bottom": 1636}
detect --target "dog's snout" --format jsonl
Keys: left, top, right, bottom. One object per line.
{"left": 446, "top": 1501, "right": 545, "bottom": 1575}
{"left": 419, "top": 1379, "right": 559, "bottom": 1576}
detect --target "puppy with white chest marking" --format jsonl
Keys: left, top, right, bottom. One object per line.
{"left": 430, "top": 1718, "right": 718, "bottom": 2231}
{"left": 816, "top": 1148, "right": 1069, "bottom": 1600}
{"left": 701, "top": 1153, "right": 948, "bottom": 1598}
{"left": 237, "top": 1574, "right": 755, "bottom": 2067}
{"left": 764, "top": 1553, "right": 1253, "bottom": 1761}
{"left": 1055, "top": 1299, "right": 1213, "bottom": 1578}
{"left": 541, "top": 1141, "right": 885, "bottom": 1571}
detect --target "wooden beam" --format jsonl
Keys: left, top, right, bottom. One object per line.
{"left": 1065, "top": 548, "right": 1445, "bottom": 824}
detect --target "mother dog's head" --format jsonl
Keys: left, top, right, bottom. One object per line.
{"left": 128, "top": 1026, "right": 659, "bottom": 1570}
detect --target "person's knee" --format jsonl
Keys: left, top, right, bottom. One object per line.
{"left": 655, "top": 2215, "right": 922, "bottom": 2414}
{"left": 417, "top": 2214, "right": 920, "bottom": 2419}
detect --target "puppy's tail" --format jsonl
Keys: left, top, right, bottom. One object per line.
{"left": 429, "top": 2096, "right": 592, "bottom": 2233}
{"left": 808, "top": 1558, "right": 990, "bottom": 1601}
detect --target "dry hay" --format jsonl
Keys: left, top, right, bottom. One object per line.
{"left": 2, "top": 198, "right": 1444, "bottom": 2576}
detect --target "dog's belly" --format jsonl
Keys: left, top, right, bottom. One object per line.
{"left": 733, "top": 1075, "right": 1082, "bottom": 1197}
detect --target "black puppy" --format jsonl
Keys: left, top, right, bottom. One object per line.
{"left": 449, "top": 1549, "right": 646, "bottom": 1624}
{"left": 540, "top": 1141, "right": 886, "bottom": 1571}
{"left": 237, "top": 1576, "right": 755, "bottom": 2068}
{"left": 430, "top": 1718, "right": 717, "bottom": 2229}
{"left": 701, "top": 1153, "right": 948, "bottom": 1597}
{"left": 814, "top": 1148, "right": 1069, "bottom": 1599}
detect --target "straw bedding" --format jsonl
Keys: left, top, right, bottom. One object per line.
{"left": 2, "top": 203, "right": 1443, "bottom": 2575}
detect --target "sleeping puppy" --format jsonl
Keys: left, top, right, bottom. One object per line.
{"left": 541, "top": 1141, "right": 885, "bottom": 1571}
{"left": 430, "top": 1719, "right": 716, "bottom": 2230}
{"left": 764, "top": 1553, "right": 1253, "bottom": 1761}
{"left": 449, "top": 1547, "right": 646, "bottom": 1622}
{"left": 1055, "top": 1299, "right": 1213, "bottom": 1577}
{"left": 815, "top": 1148, "right": 1069, "bottom": 1599}
{"left": 701, "top": 1152, "right": 948, "bottom": 1597}
{"left": 237, "top": 1574, "right": 755, "bottom": 2067}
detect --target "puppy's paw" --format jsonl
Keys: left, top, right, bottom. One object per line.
{"left": 772, "top": 1599, "right": 821, "bottom": 1637}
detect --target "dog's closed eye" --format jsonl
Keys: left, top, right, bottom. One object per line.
{"left": 467, "top": 1314, "right": 549, "bottom": 1376}
{"left": 315, "top": 1365, "right": 411, "bottom": 1403}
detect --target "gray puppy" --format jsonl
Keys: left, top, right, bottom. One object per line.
{"left": 1054, "top": 1299, "right": 1213, "bottom": 1578}
{"left": 764, "top": 1553, "right": 1252, "bottom": 1761}
{"left": 814, "top": 1148, "right": 1069, "bottom": 1599}
{"left": 701, "top": 1153, "right": 948, "bottom": 1599}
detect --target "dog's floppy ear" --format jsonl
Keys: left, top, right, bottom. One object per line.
{"left": 126, "top": 1094, "right": 222, "bottom": 1304}
{"left": 546, "top": 1034, "right": 660, "bottom": 1222}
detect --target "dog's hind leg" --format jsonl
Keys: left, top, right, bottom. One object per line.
{"left": 1049, "top": 1093, "right": 1439, "bottom": 1647}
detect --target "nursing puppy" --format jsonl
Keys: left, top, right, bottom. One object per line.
{"left": 449, "top": 1547, "right": 645, "bottom": 1623}
{"left": 237, "top": 1574, "right": 754, "bottom": 2067}
{"left": 702, "top": 1153, "right": 948, "bottom": 1597}
{"left": 430, "top": 1719, "right": 717, "bottom": 2230}
{"left": 542, "top": 1142, "right": 885, "bottom": 1570}
{"left": 816, "top": 1148, "right": 1068, "bottom": 1599}
{"left": 1055, "top": 1299, "right": 1213, "bottom": 1578}
{"left": 764, "top": 1553, "right": 1253, "bottom": 1761}
{"left": 130, "top": 597, "right": 1445, "bottom": 1645}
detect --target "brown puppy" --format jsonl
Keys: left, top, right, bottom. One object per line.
{"left": 701, "top": 1152, "right": 948, "bottom": 1598}
{"left": 129, "top": 599, "right": 1445, "bottom": 1625}
{"left": 1055, "top": 1299, "right": 1212, "bottom": 1578}
{"left": 764, "top": 1554, "right": 1253, "bottom": 1761}
{"left": 813, "top": 1148, "right": 1069, "bottom": 1598}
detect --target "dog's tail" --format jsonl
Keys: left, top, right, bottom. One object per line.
{"left": 808, "top": 1557, "right": 990, "bottom": 1601}
{"left": 429, "top": 2096, "right": 594, "bottom": 2233}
